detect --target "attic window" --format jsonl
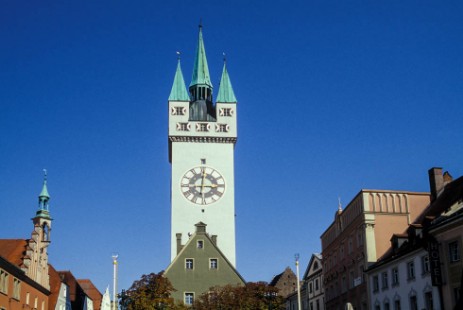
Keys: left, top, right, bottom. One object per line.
{"left": 197, "top": 240, "right": 204, "bottom": 249}
{"left": 210, "top": 258, "right": 218, "bottom": 269}
{"left": 185, "top": 259, "right": 194, "bottom": 270}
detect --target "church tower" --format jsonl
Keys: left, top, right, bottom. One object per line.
{"left": 168, "top": 25, "right": 238, "bottom": 266}
{"left": 23, "top": 170, "right": 52, "bottom": 289}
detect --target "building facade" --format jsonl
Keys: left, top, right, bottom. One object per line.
{"left": 164, "top": 222, "right": 245, "bottom": 305}
{"left": 321, "top": 189, "right": 430, "bottom": 310}
{"left": 425, "top": 168, "right": 463, "bottom": 309}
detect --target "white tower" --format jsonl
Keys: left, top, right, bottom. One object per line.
{"left": 168, "top": 25, "right": 238, "bottom": 266}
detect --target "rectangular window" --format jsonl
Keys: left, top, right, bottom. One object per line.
{"left": 0, "top": 270, "right": 8, "bottom": 294}
{"left": 13, "top": 278, "right": 21, "bottom": 300}
{"left": 422, "top": 255, "right": 430, "bottom": 274}
{"left": 210, "top": 258, "right": 218, "bottom": 269}
{"left": 184, "top": 292, "right": 194, "bottom": 305}
{"left": 309, "top": 282, "right": 313, "bottom": 293}
{"left": 197, "top": 240, "right": 204, "bottom": 249}
{"left": 185, "top": 259, "right": 194, "bottom": 270}
{"left": 407, "top": 261, "right": 415, "bottom": 280}
{"left": 394, "top": 299, "right": 401, "bottom": 310}
{"left": 381, "top": 272, "right": 388, "bottom": 289}
{"left": 392, "top": 267, "right": 399, "bottom": 286}
{"left": 425, "top": 291, "right": 433, "bottom": 310}
{"left": 373, "top": 275, "right": 379, "bottom": 292}
{"left": 410, "top": 295, "right": 418, "bottom": 310}
{"left": 384, "top": 301, "right": 390, "bottom": 310}
{"left": 315, "top": 278, "right": 319, "bottom": 291}
{"left": 448, "top": 241, "right": 461, "bottom": 262}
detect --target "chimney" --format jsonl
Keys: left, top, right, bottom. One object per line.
{"left": 195, "top": 222, "right": 207, "bottom": 234}
{"left": 176, "top": 233, "right": 183, "bottom": 254}
{"left": 211, "top": 235, "right": 217, "bottom": 245}
{"left": 428, "top": 167, "right": 444, "bottom": 202}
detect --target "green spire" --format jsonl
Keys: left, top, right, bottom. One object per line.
{"left": 189, "top": 25, "right": 213, "bottom": 89}
{"left": 37, "top": 169, "right": 50, "bottom": 217}
{"left": 216, "top": 58, "right": 237, "bottom": 103}
{"left": 168, "top": 54, "right": 190, "bottom": 101}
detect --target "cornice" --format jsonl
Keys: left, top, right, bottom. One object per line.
{"left": 169, "top": 136, "right": 237, "bottom": 143}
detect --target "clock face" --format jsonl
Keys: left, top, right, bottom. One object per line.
{"left": 181, "top": 166, "right": 225, "bottom": 205}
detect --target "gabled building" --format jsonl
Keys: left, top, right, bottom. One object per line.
{"left": 303, "top": 254, "right": 324, "bottom": 310}
{"left": 57, "top": 271, "right": 94, "bottom": 310}
{"left": 0, "top": 172, "right": 53, "bottom": 310}
{"left": 48, "top": 264, "right": 71, "bottom": 310}
{"left": 321, "top": 187, "right": 430, "bottom": 310}
{"left": 78, "top": 279, "right": 102, "bottom": 310}
{"left": 270, "top": 267, "right": 298, "bottom": 298}
{"left": 164, "top": 222, "right": 245, "bottom": 306}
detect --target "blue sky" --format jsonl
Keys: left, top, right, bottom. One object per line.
{"left": 1, "top": 0, "right": 462, "bottom": 294}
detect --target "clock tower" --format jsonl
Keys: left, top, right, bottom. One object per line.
{"left": 168, "top": 25, "right": 238, "bottom": 266}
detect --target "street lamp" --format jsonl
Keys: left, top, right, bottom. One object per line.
{"left": 295, "top": 253, "right": 302, "bottom": 310}
{"left": 112, "top": 254, "right": 119, "bottom": 310}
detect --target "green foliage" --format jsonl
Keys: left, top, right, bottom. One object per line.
{"left": 193, "top": 282, "right": 285, "bottom": 310}
{"left": 120, "top": 272, "right": 177, "bottom": 310}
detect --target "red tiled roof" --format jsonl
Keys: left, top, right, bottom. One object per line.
{"left": 48, "top": 264, "right": 63, "bottom": 310}
{"left": 0, "top": 239, "right": 28, "bottom": 266}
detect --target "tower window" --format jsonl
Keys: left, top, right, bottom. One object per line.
{"left": 210, "top": 258, "right": 218, "bottom": 269}
{"left": 220, "top": 108, "right": 233, "bottom": 117}
{"left": 184, "top": 292, "right": 194, "bottom": 305}
{"left": 185, "top": 259, "right": 194, "bottom": 270}
{"left": 201, "top": 159, "right": 206, "bottom": 165}
{"left": 216, "top": 124, "right": 229, "bottom": 133}
{"left": 172, "top": 106, "right": 186, "bottom": 116}
{"left": 177, "top": 122, "right": 190, "bottom": 131}
{"left": 196, "top": 123, "right": 209, "bottom": 132}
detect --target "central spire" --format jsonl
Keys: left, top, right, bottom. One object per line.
{"left": 37, "top": 169, "right": 51, "bottom": 218}
{"left": 188, "top": 24, "right": 215, "bottom": 121}
{"left": 190, "top": 23, "right": 213, "bottom": 90}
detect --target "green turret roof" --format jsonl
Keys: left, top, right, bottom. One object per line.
{"left": 37, "top": 169, "right": 51, "bottom": 218}
{"left": 169, "top": 57, "right": 190, "bottom": 101}
{"left": 216, "top": 60, "right": 237, "bottom": 103}
{"left": 190, "top": 25, "right": 213, "bottom": 89}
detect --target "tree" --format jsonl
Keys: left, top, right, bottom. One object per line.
{"left": 120, "top": 272, "right": 178, "bottom": 310}
{"left": 193, "top": 282, "right": 285, "bottom": 310}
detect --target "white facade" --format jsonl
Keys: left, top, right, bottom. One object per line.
{"left": 168, "top": 99, "right": 238, "bottom": 266}
{"left": 367, "top": 248, "right": 440, "bottom": 310}
{"left": 55, "top": 283, "right": 71, "bottom": 310}
{"left": 101, "top": 287, "right": 111, "bottom": 310}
